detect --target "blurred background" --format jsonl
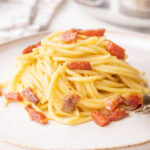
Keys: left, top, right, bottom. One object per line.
{"left": 0, "top": 0, "right": 150, "bottom": 44}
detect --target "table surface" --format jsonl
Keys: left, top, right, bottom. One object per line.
{"left": 0, "top": 0, "right": 150, "bottom": 149}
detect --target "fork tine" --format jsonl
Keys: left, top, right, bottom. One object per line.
{"left": 143, "top": 94, "right": 150, "bottom": 105}
{"left": 133, "top": 94, "right": 150, "bottom": 114}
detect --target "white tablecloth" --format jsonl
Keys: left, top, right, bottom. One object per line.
{"left": 0, "top": 0, "right": 63, "bottom": 44}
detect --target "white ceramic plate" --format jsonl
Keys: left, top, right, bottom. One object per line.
{"left": 0, "top": 31, "right": 150, "bottom": 150}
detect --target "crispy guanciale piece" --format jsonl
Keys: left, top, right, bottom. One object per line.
{"left": 61, "top": 31, "right": 78, "bottom": 43}
{"left": 106, "top": 95, "right": 125, "bottom": 112}
{"left": 0, "top": 90, "right": 2, "bottom": 96}
{"left": 92, "top": 111, "right": 110, "bottom": 127}
{"left": 71, "top": 29, "right": 82, "bottom": 33}
{"left": 110, "top": 107, "right": 128, "bottom": 121}
{"left": 61, "top": 94, "right": 80, "bottom": 113}
{"left": 22, "top": 88, "right": 39, "bottom": 104}
{"left": 124, "top": 95, "right": 142, "bottom": 110}
{"left": 81, "top": 29, "right": 105, "bottom": 37}
{"left": 4, "top": 92, "right": 23, "bottom": 101}
{"left": 67, "top": 62, "right": 92, "bottom": 70}
{"left": 22, "top": 41, "right": 41, "bottom": 54}
{"left": 107, "top": 42, "right": 125, "bottom": 59}
{"left": 71, "top": 29, "right": 105, "bottom": 37}
{"left": 25, "top": 105, "right": 48, "bottom": 124}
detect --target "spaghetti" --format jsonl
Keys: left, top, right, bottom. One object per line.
{"left": 4, "top": 29, "right": 150, "bottom": 126}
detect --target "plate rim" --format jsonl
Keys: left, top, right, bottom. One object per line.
{"left": 0, "top": 30, "right": 150, "bottom": 150}
{"left": 0, "top": 30, "right": 150, "bottom": 47}
{"left": 0, "top": 138, "right": 150, "bottom": 150}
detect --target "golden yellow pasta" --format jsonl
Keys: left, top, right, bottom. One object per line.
{"left": 5, "top": 29, "right": 150, "bottom": 126}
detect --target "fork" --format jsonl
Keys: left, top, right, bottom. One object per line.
{"left": 135, "top": 94, "right": 150, "bottom": 114}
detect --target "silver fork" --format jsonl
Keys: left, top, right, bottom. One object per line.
{"left": 135, "top": 94, "right": 150, "bottom": 114}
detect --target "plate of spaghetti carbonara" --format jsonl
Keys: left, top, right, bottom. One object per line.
{"left": 0, "top": 29, "right": 150, "bottom": 149}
